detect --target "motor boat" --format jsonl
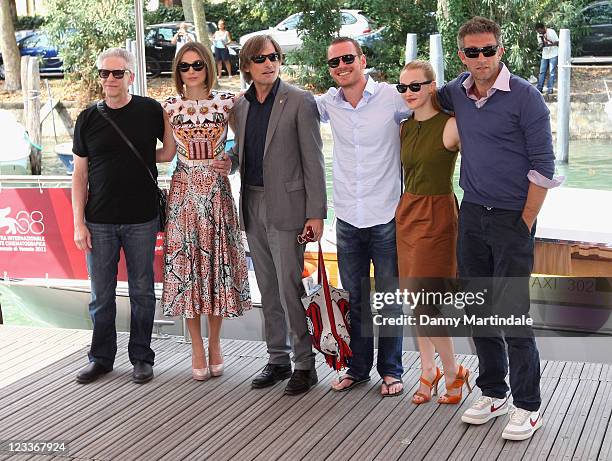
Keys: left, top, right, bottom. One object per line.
{"left": 0, "top": 110, "right": 29, "bottom": 175}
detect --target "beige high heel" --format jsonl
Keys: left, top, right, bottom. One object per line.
{"left": 192, "top": 367, "right": 210, "bottom": 381}
{"left": 209, "top": 346, "right": 224, "bottom": 377}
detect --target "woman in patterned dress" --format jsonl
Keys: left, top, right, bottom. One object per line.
{"left": 157, "top": 42, "right": 251, "bottom": 381}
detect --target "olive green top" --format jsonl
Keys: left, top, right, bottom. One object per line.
{"left": 400, "top": 112, "right": 458, "bottom": 195}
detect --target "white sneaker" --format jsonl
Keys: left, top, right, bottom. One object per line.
{"left": 502, "top": 406, "right": 543, "bottom": 440}
{"left": 461, "top": 395, "right": 509, "bottom": 425}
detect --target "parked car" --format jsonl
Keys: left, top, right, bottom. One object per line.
{"left": 0, "top": 30, "right": 64, "bottom": 80}
{"left": 578, "top": 0, "right": 612, "bottom": 56}
{"left": 145, "top": 22, "right": 241, "bottom": 77}
{"left": 239, "top": 10, "right": 376, "bottom": 53}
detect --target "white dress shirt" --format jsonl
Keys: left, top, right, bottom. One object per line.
{"left": 316, "top": 77, "right": 411, "bottom": 228}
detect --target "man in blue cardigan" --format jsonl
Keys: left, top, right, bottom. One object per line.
{"left": 438, "top": 16, "right": 561, "bottom": 441}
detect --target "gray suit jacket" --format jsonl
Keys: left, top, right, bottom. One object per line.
{"left": 229, "top": 80, "right": 327, "bottom": 231}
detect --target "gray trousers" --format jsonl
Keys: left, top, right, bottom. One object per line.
{"left": 244, "top": 186, "right": 315, "bottom": 370}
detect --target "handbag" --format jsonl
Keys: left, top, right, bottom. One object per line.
{"left": 301, "top": 243, "right": 352, "bottom": 370}
{"left": 96, "top": 101, "right": 167, "bottom": 231}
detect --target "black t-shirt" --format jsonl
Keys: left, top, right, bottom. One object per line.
{"left": 73, "top": 95, "right": 164, "bottom": 224}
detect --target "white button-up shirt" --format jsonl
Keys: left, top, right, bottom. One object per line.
{"left": 316, "top": 77, "right": 411, "bottom": 228}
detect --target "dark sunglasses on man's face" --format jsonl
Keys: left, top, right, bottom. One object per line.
{"left": 327, "top": 54, "right": 357, "bottom": 68}
{"left": 461, "top": 45, "right": 499, "bottom": 59}
{"left": 98, "top": 69, "right": 130, "bottom": 79}
{"left": 396, "top": 81, "right": 433, "bottom": 93}
{"left": 251, "top": 52, "right": 281, "bottom": 64}
{"left": 178, "top": 60, "right": 206, "bottom": 72}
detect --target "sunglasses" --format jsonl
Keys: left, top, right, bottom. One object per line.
{"left": 297, "top": 227, "right": 316, "bottom": 245}
{"left": 98, "top": 69, "right": 130, "bottom": 79}
{"left": 178, "top": 60, "right": 206, "bottom": 72}
{"left": 327, "top": 54, "right": 358, "bottom": 68}
{"left": 396, "top": 81, "right": 433, "bottom": 93}
{"left": 461, "top": 45, "right": 499, "bottom": 58}
{"left": 251, "top": 52, "right": 281, "bottom": 64}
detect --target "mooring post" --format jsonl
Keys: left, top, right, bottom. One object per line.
{"left": 405, "top": 33, "right": 418, "bottom": 64}
{"left": 556, "top": 28, "right": 571, "bottom": 164}
{"left": 25, "top": 56, "right": 42, "bottom": 174}
{"left": 429, "top": 34, "right": 445, "bottom": 87}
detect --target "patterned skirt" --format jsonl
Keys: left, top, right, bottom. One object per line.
{"left": 161, "top": 161, "right": 252, "bottom": 318}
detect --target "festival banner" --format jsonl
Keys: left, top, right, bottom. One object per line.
{"left": 0, "top": 188, "right": 165, "bottom": 282}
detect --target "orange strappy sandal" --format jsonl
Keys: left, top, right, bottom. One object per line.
{"left": 412, "top": 367, "right": 442, "bottom": 404}
{"left": 437, "top": 365, "right": 473, "bottom": 404}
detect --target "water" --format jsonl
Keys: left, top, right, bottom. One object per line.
{"left": 1, "top": 134, "right": 610, "bottom": 327}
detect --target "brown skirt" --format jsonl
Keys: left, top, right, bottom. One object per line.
{"left": 395, "top": 191, "right": 458, "bottom": 279}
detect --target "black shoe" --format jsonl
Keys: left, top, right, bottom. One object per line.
{"left": 76, "top": 362, "right": 112, "bottom": 384}
{"left": 132, "top": 361, "right": 153, "bottom": 384}
{"left": 251, "top": 363, "right": 292, "bottom": 389}
{"left": 284, "top": 369, "right": 318, "bottom": 395}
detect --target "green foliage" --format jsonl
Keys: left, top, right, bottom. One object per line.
{"left": 205, "top": 0, "right": 299, "bottom": 39}
{"left": 143, "top": 5, "right": 184, "bottom": 25}
{"left": 342, "top": 0, "right": 437, "bottom": 82}
{"left": 284, "top": 0, "right": 342, "bottom": 91}
{"left": 437, "top": 0, "right": 591, "bottom": 81}
{"left": 44, "top": 0, "right": 135, "bottom": 99}
{"left": 14, "top": 15, "right": 46, "bottom": 30}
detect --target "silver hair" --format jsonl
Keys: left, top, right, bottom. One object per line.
{"left": 96, "top": 48, "right": 136, "bottom": 72}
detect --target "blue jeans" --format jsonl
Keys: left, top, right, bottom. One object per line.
{"left": 86, "top": 217, "right": 158, "bottom": 368}
{"left": 457, "top": 202, "right": 541, "bottom": 411}
{"left": 537, "top": 56, "right": 557, "bottom": 93}
{"left": 336, "top": 218, "right": 403, "bottom": 380}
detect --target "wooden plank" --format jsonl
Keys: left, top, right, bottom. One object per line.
{"left": 66, "top": 355, "right": 257, "bottom": 458}
{"left": 548, "top": 379, "right": 600, "bottom": 459}
{"left": 375, "top": 355, "right": 479, "bottom": 460}
{"left": 26, "top": 351, "right": 192, "bottom": 445}
{"left": 161, "top": 361, "right": 335, "bottom": 461}
{"left": 580, "top": 362, "right": 604, "bottom": 381}
{"left": 0, "top": 353, "right": 138, "bottom": 440}
{"left": 86, "top": 356, "right": 270, "bottom": 460}
{"left": 497, "top": 375, "right": 580, "bottom": 460}
{"left": 571, "top": 381, "right": 612, "bottom": 460}
{"left": 253, "top": 352, "right": 420, "bottom": 461}
{"left": 296, "top": 355, "right": 420, "bottom": 460}
{"left": 449, "top": 360, "right": 554, "bottom": 461}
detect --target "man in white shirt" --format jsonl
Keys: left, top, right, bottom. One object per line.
{"left": 535, "top": 23, "right": 559, "bottom": 95}
{"left": 316, "top": 37, "right": 411, "bottom": 396}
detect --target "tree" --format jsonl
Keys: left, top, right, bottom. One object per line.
{"left": 44, "top": 0, "right": 135, "bottom": 101}
{"left": 286, "top": 0, "right": 342, "bottom": 91}
{"left": 192, "top": 0, "right": 211, "bottom": 48}
{"left": 436, "top": 0, "right": 590, "bottom": 80}
{"left": 0, "top": 0, "right": 21, "bottom": 91}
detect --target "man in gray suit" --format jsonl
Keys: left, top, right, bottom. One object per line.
{"left": 227, "top": 35, "right": 327, "bottom": 395}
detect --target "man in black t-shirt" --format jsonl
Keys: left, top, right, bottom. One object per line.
{"left": 72, "top": 48, "right": 174, "bottom": 384}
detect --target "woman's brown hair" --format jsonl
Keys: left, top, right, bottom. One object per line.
{"left": 172, "top": 41, "right": 216, "bottom": 97}
{"left": 400, "top": 60, "right": 442, "bottom": 112}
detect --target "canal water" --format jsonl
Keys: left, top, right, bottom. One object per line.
{"left": 1, "top": 131, "right": 611, "bottom": 326}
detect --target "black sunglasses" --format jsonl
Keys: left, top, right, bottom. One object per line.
{"left": 327, "top": 54, "right": 358, "bottom": 68}
{"left": 98, "top": 69, "right": 130, "bottom": 79}
{"left": 461, "top": 45, "right": 499, "bottom": 58}
{"left": 178, "top": 60, "right": 206, "bottom": 72}
{"left": 396, "top": 81, "right": 433, "bottom": 93}
{"left": 251, "top": 52, "right": 281, "bottom": 64}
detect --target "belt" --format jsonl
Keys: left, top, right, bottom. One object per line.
{"left": 177, "top": 157, "right": 215, "bottom": 167}
{"left": 245, "top": 185, "right": 264, "bottom": 192}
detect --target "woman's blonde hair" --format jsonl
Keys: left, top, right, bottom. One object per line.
{"left": 172, "top": 41, "right": 216, "bottom": 97}
{"left": 400, "top": 60, "right": 442, "bottom": 112}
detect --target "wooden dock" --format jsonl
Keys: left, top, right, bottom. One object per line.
{"left": 0, "top": 325, "right": 611, "bottom": 460}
